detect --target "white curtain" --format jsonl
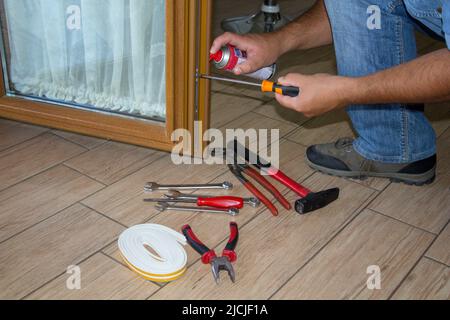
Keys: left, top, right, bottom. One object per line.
{"left": 4, "top": 0, "right": 166, "bottom": 119}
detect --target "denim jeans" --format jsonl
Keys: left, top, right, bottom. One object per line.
{"left": 324, "top": 0, "right": 448, "bottom": 163}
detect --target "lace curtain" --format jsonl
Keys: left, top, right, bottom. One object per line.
{"left": 4, "top": 0, "right": 166, "bottom": 119}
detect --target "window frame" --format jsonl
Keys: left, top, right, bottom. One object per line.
{"left": 0, "top": 0, "right": 211, "bottom": 152}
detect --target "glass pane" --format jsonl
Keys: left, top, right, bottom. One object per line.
{"left": 0, "top": 0, "right": 166, "bottom": 121}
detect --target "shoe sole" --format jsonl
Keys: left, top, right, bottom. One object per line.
{"left": 306, "top": 158, "right": 436, "bottom": 186}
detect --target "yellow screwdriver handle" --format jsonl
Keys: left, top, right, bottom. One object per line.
{"left": 261, "top": 80, "right": 300, "bottom": 97}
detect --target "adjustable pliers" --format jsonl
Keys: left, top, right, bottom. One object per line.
{"left": 182, "top": 222, "right": 239, "bottom": 284}
{"left": 228, "top": 163, "right": 291, "bottom": 216}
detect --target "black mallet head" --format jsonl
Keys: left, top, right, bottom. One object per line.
{"left": 295, "top": 188, "right": 340, "bottom": 214}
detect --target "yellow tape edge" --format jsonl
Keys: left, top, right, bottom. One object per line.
{"left": 120, "top": 253, "right": 187, "bottom": 283}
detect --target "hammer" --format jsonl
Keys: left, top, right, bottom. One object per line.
{"left": 225, "top": 140, "right": 340, "bottom": 214}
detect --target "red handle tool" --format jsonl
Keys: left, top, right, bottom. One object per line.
{"left": 144, "top": 196, "right": 244, "bottom": 209}
{"left": 182, "top": 225, "right": 217, "bottom": 264}
{"left": 197, "top": 196, "right": 244, "bottom": 209}
{"left": 229, "top": 164, "right": 282, "bottom": 216}
{"left": 182, "top": 223, "right": 239, "bottom": 264}
{"left": 243, "top": 166, "right": 291, "bottom": 210}
{"left": 243, "top": 181, "right": 279, "bottom": 216}
{"left": 265, "top": 167, "right": 311, "bottom": 198}
{"left": 222, "top": 222, "right": 239, "bottom": 262}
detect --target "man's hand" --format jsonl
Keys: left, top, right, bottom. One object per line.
{"left": 210, "top": 32, "right": 282, "bottom": 75}
{"left": 275, "top": 73, "right": 354, "bottom": 117}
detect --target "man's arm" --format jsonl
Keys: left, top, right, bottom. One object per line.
{"left": 209, "top": 0, "right": 332, "bottom": 75}
{"left": 276, "top": 48, "right": 450, "bottom": 117}
{"left": 275, "top": 0, "right": 332, "bottom": 54}
{"left": 350, "top": 49, "right": 450, "bottom": 104}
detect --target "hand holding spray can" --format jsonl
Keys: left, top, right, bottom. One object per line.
{"left": 210, "top": 45, "right": 276, "bottom": 81}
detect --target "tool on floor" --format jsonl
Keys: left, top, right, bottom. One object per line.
{"left": 144, "top": 195, "right": 245, "bottom": 209}
{"left": 144, "top": 181, "right": 233, "bottom": 192}
{"left": 210, "top": 44, "right": 276, "bottom": 80}
{"left": 155, "top": 202, "right": 239, "bottom": 216}
{"left": 218, "top": 140, "right": 340, "bottom": 214}
{"left": 199, "top": 74, "right": 300, "bottom": 97}
{"left": 228, "top": 163, "right": 290, "bottom": 216}
{"left": 182, "top": 222, "right": 239, "bottom": 284}
{"left": 164, "top": 190, "right": 261, "bottom": 208}
{"left": 118, "top": 224, "right": 187, "bottom": 283}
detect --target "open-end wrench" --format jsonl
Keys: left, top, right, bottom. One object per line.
{"left": 155, "top": 202, "right": 239, "bottom": 216}
{"left": 144, "top": 181, "right": 233, "bottom": 192}
{"left": 164, "top": 190, "right": 261, "bottom": 208}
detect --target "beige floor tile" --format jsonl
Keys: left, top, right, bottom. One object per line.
{"left": 391, "top": 258, "right": 449, "bottom": 300}
{"left": 253, "top": 99, "right": 308, "bottom": 125}
{"left": 219, "top": 112, "right": 297, "bottom": 144}
{"left": 65, "top": 141, "right": 163, "bottom": 185}
{"left": 0, "top": 165, "right": 104, "bottom": 242}
{"left": 210, "top": 92, "right": 265, "bottom": 128}
{"left": 0, "top": 119, "right": 48, "bottom": 152}
{"left": 286, "top": 109, "right": 355, "bottom": 146}
{"left": 150, "top": 174, "right": 374, "bottom": 300}
{"left": 0, "top": 133, "right": 86, "bottom": 191}
{"left": 426, "top": 223, "right": 450, "bottom": 266}
{"left": 273, "top": 209, "right": 434, "bottom": 300}
{"left": 0, "top": 204, "right": 124, "bottom": 299}
{"left": 52, "top": 130, "right": 106, "bottom": 150}
{"left": 82, "top": 155, "right": 228, "bottom": 226}
{"left": 27, "top": 253, "right": 159, "bottom": 300}
{"left": 104, "top": 139, "right": 314, "bottom": 267}
{"left": 369, "top": 129, "right": 450, "bottom": 234}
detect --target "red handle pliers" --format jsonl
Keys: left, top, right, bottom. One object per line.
{"left": 228, "top": 163, "right": 291, "bottom": 216}
{"left": 182, "top": 222, "right": 239, "bottom": 284}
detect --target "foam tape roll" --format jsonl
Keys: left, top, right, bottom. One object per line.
{"left": 118, "top": 224, "right": 187, "bottom": 283}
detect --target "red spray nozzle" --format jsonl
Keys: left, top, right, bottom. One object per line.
{"left": 209, "top": 51, "right": 223, "bottom": 62}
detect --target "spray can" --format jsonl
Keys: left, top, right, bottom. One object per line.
{"left": 210, "top": 45, "right": 276, "bottom": 80}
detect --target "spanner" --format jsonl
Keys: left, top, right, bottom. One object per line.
{"left": 155, "top": 202, "right": 239, "bottom": 216}
{"left": 144, "top": 181, "right": 233, "bottom": 192}
{"left": 164, "top": 190, "right": 261, "bottom": 208}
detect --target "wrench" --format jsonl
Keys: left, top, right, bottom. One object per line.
{"left": 155, "top": 202, "right": 239, "bottom": 216}
{"left": 144, "top": 181, "right": 233, "bottom": 192}
{"left": 164, "top": 190, "right": 261, "bottom": 208}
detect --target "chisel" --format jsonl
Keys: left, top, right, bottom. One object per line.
{"left": 199, "top": 74, "right": 300, "bottom": 97}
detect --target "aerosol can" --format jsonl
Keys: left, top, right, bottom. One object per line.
{"left": 210, "top": 45, "right": 276, "bottom": 80}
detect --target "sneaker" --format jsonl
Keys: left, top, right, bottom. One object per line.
{"left": 306, "top": 138, "right": 436, "bottom": 186}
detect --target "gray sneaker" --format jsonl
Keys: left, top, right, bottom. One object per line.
{"left": 306, "top": 138, "right": 436, "bottom": 186}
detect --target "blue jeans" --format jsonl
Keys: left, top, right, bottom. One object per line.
{"left": 324, "top": 0, "right": 447, "bottom": 163}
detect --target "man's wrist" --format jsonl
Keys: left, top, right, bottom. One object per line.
{"left": 339, "top": 76, "right": 365, "bottom": 107}
{"left": 267, "top": 31, "right": 292, "bottom": 58}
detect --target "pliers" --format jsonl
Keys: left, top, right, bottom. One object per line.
{"left": 182, "top": 222, "right": 239, "bottom": 284}
{"left": 228, "top": 163, "right": 291, "bottom": 216}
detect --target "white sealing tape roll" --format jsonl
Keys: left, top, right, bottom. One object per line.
{"left": 118, "top": 224, "right": 187, "bottom": 283}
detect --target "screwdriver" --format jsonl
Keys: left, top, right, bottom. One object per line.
{"left": 144, "top": 196, "right": 245, "bottom": 209}
{"left": 200, "top": 74, "right": 300, "bottom": 97}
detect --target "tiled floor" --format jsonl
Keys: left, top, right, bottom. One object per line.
{"left": 0, "top": 1, "right": 449, "bottom": 300}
